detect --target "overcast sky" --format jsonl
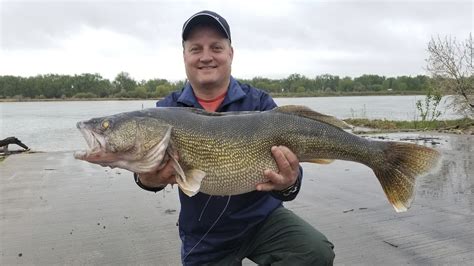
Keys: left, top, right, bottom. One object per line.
{"left": 0, "top": 0, "right": 472, "bottom": 81}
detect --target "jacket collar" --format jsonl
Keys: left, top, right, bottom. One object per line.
{"left": 177, "top": 76, "right": 246, "bottom": 108}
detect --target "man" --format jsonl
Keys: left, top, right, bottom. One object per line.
{"left": 134, "top": 10, "right": 335, "bottom": 265}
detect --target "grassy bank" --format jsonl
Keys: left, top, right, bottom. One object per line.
{"left": 345, "top": 118, "right": 474, "bottom": 133}
{"left": 270, "top": 90, "right": 425, "bottom": 97}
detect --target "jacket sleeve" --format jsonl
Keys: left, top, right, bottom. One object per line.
{"left": 156, "top": 94, "right": 178, "bottom": 107}
{"left": 259, "top": 90, "right": 278, "bottom": 111}
{"left": 133, "top": 173, "right": 166, "bottom": 193}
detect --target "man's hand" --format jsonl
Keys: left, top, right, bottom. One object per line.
{"left": 256, "top": 146, "right": 300, "bottom": 192}
{"left": 137, "top": 154, "right": 178, "bottom": 188}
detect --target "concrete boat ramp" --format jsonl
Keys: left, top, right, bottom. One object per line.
{"left": 1, "top": 133, "right": 473, "bottom": 265}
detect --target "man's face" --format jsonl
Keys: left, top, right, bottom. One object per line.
{"left": 183, "top": 25, "right": 233, "bottom": 90}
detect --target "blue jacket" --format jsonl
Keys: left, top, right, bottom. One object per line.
{"left": 156, "top": 77, "right": 302, "bottom": 265}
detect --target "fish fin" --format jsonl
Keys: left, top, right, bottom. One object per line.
{"left": 181, "top": 169, "right": 206, "bottom": 197}
{"left": 168, "top": 152, "right": 205, "bottom": 197}
{"left": 306, "top": 159, "right": 335, "bottom": 164}
{"left": 373, "top": 141, "right": 441, "bottom": 212}
{"left": 168, "top": 151, "right": 186, "bottom": 181}
{"left": 274, "top": 105, "right": 352, "bottom": 129}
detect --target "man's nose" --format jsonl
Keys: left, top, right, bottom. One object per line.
{"left": 200, "top": 49, "right": 213, "bottom": 63}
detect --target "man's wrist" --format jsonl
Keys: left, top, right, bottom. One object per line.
{"left": 133, "top": 173, "right": 166, "bottom": 193}
{"left": 270, "top": 166, "right": 303, "bottom": 201}
{"left": 275, "top": 178, "right": 300, "bottom": 197}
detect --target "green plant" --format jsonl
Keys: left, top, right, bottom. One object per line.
{"left": 416, "top": 88, "right": 442, "bottom": 127}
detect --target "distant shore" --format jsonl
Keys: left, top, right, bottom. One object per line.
{"left": 0, "top": 91, "right": 426, "bottom": 102}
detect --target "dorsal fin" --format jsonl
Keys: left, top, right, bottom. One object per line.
{"left": 273, "top": 105, "right": 352, "bottom": 129}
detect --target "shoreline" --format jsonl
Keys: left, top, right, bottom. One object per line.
{"left": 0, "top": 91, "right": 427, "bottom": 103}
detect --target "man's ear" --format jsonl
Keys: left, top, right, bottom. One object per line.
{"left": 182, "top": 41, "right": 187, "bottom": 56}
{"left": 230, "top": 46, "right": 234, "bottom": 61}
{"left": 182, "top": 46, "right": 186, "bottom": 62}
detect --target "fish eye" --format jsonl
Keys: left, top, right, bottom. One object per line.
{"left": 101, "top": 120, "right": 110, "bottom": 130}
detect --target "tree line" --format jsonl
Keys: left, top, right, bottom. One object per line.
{"left": 0, "top": 72, "right": 184, "bottom": 100}
{"left": 0, "top": 72, "right": 435, "bottom": 100}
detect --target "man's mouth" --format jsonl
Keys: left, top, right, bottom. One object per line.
{"left": 198, "top": 66, "right": 217, "bottom": 70}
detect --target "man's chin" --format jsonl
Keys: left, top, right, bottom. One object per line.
{"left": 196, "top": 78, "right": 220, "bottom": 88}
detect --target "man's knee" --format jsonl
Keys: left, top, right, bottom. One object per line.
{"left": 292, "top": 215, "right": 335, "bottom": 264}
{"left": 304, "top": 238, "right": 335, "bottom": 265}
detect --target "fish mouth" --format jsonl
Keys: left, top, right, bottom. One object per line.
{"left": 74, "top": 122, "right": 114, "bottom": 163}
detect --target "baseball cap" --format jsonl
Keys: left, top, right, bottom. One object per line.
{"left": 182, "top": 10, "right": 231, "bottom": 43}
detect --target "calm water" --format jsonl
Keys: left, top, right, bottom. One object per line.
{"left": 0, "top": 95, "right": 460, "bottom": 152}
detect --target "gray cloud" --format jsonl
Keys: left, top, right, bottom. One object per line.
{"left": 0, "top": 0, "right": 472, "bottom": 78}
{"left": 1, "top": 1, "right": 198, "bottom": 49}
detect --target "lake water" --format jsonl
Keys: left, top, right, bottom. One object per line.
{"left": 0, "top": 95, "right": 461, "bottom": 152}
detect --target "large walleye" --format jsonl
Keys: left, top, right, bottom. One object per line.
{"left": 74, "top": 105, "right": 440, "bottom": 212}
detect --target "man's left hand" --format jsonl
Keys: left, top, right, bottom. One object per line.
{"left": 256, "top": 146, "right": 300, "bottom": 192}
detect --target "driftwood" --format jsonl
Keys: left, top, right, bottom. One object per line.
{"left": 0, "top": 137, "right": 29, "bottom": 154}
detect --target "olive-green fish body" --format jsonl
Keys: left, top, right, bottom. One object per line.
{"left": 74, "top": 106, "right": 441, "bottom": 212}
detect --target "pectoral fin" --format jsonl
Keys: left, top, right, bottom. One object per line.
{"left": 180, "top": 169, "right": 206, "bottom": 197}
{"left": 168, "top": 153, "right": 205, "bottom": 197}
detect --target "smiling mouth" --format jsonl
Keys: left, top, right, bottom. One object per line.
{"left": 198, "top": 66, "right": 217, "bottom": 70}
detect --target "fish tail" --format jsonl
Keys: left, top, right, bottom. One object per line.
{"left": 372, "top": 141, "right": 441, "bottom": 212}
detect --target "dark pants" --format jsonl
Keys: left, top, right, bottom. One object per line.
{"left": 209, "top": 207, "right": 335, "bottom": 266}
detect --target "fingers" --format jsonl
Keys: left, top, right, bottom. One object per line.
{"left": 139, "top": 157, "right": 178, "bottom": 187}
{"left": 256, "top": 146, "right": 300, "bottom": 192}
{"left": 272, "top": 146, "right": 299, "bottom": 176}
{"left": 256, "top": 169, "right": 284, "bottom": 191}
{"left": 157, "top": 152, "right": 179, "bottom": 184}
{"left": 160, "top": 160, "right": 178, "bottom": 182}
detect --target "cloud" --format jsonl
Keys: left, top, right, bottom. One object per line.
{"left": 0, "top": 0, "right": 472, "bottom": 79}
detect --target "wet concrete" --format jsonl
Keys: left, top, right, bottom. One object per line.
{"left": 0, "top": 133, "right": 472, "bottom": 265}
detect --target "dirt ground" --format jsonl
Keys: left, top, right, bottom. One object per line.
{"left": 0, "top": 132, "right": 472, "bottom": 265}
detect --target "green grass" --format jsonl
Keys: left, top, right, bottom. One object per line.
{"left": 344, "top": 118, "right": 473, "bottom": 131}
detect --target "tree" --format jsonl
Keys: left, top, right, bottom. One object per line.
{"left": 155, "top": 84, "right": 174, "bottom": 97}
{"left": 354, "top": 74, "right": 385, "bottom": 89}
{"left": 134, "top": 86, "right": 148, "bottom": 98}
{"left": 0, "top": 75, "right": 21, "bottom": 97}
{"left": 283, "top": 73, "right": 303, "bottom": 92}
{"left": 337, "top": 76, "right": 354, "bottom": 92}
{"left": 317, "top": 74, "right": 339, "bottom": 92}
{"left": 426, "top": 34, "right": 473, "bottom": 116}
{"left": 113, "top": 72, "right": 137, "bottom": 94}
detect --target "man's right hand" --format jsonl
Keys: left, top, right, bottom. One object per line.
{"left": 137, "top": 154, "right": 178, "bottom": 188}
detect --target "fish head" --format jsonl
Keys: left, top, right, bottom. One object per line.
{"left": 74, "top": 113, "right": 172, "bottom": 173}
